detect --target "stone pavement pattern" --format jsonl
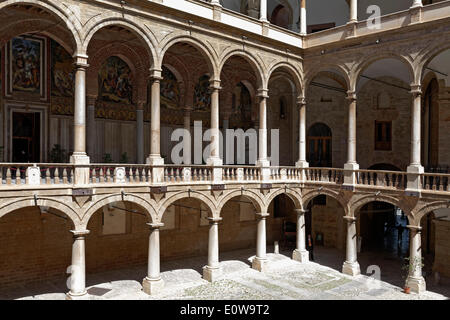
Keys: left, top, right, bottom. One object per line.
{"left": 1, "top": 247, "right": 448, "bottom": 300}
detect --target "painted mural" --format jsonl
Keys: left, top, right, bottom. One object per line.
{"left": 232, "top": 82, "right": 252, "bottom": 114}
{"left": 98, "top": 56, "right": 133, "bottom": 104}
{"left": 51, "top": 40, "right": 74, "bottom": 97}
{"left": 160, "top": 66, "right": 180, "bottom": 109}
{"left": 11, "top": 37, "right": 41, "bottom": 93}
{"left": 193, "top": 74, "right": 211, "bottom": 112}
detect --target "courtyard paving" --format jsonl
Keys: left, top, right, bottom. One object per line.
{"left": 1, "top": 246, "right": 449, "bottom": 300}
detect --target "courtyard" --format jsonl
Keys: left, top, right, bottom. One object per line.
{"left": 1, "top": 246, "right": 448, "bottom": 300}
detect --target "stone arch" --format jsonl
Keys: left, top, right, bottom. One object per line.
{"left": 416, "top": 41, "right": 450, "bottom": 85}
{"left": 302, "top": 188, "right": 348, "bottom": 214}
{"left": 0, "top": 0, "right": 82, "bottom": 53}
{"left": 265, "top": 187, "right": 302, "bottom": 211}
{"left": 414, "top": 201, "right": 450, "bottom": 223}
{"left": 82, "top": 193, "right": 157, "bottom": 229}
{"left": 218, "top": 49, "right": 265, "bottom": 89}
{"left": 87, "top": 44, "right": 149, "bottom": 102}
{"left": 304, "top": 63, "right": 351, "bottom": 92}
{"left": 158, "top": 191, "right": 217, "bottom": 220}
{"left": 159, "top": 35, "right": 218, "bottom": 78}
{"left": 349, "top": 194, "right": 408, "bottom": 218}
{"left": 352, "top": 52, "right": 415, "bottom": 90}
{"left": 0, "top": 197, "right": 80, "bottom": 227}
{"left": 217, "top": 189, "right": 264, "bottom": 216}
{"left": 267, "top": 62, "right": 303, "bottom": 94}
{"left": 81, "top": 16, "right": 157, "bottom": 67}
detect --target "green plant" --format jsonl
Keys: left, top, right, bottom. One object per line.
{"left": 49, "top": 144, "right": 68, "bottom": 163}
{"left": 119, "top": 152, "right": 128, "bottom": 163}
{"left": 103, "top": 153, "right": 113, "bottom": 163}
{"left": 402, "top": 256, "right": 424, "bottom": 280}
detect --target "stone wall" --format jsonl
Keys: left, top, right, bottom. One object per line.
{"left": 432, "top": 219, "right": 450, "bottom": 278}
{"left": 311, "top": 197, "right": 345, "bottom": 250}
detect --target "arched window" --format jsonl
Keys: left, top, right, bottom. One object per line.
{"left": 307, "top": 123, "right": 332, "bottom": 167}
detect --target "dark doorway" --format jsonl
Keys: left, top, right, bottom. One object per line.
{"left": 307, "top": 123, "right": 332, "bottom": 167}
{"left": 12, "top": 112, "right": 40, "bottom": 162}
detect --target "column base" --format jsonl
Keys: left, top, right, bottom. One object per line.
{"left": 142, "top": 277, "right": 165, "bottom": 295}
{"left": 146, "top": 155, "right": 164, "bottom": 166}
{"left": 146, "top": 156, "right": 164, "bottom": 184}
{"left": 295, "top": 161, "right": 309, "bottom": 168}
{"left": 66, "top": 290, "right": 89, "bottom": 300}
{"left": 343, "top": 162, "right": 359, "bottom": 187}
{"left": 342, "top": 261, "right": 361, "bottom": 276}
{"left": 202, "top": 266, "right": 222, "bottom": 282}
{"left": 70, "top": 154, "right": 91, "bottom": 185}
{"left": 206, "top": 157, "right": 223, "bottom": 166}
{"left": 406, "top": 164, "right": 424, "bottom": 194}
{"left": 252, "top": 257, "right": 269, "bottom": 272}
{"left": 405, "top": 276, "right": 426, "bottom": 294}
{"left": 292, "top": 249, "right": 309, "bottom": 263}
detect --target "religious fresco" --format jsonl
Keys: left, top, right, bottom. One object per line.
{"left": 160, "top": 66, "right": 180, "bottom": 109}
{"left": 98, "top": 56, "right": 133, "bottom": 104}
{"left": 193, "top": 74, "right": 211, "bottom": 112}
{"left": 10, "top": 37, "right": 42, "bottom": 94}
{"left": 51, "top": 40, "right": 74, "bottom": 97}
{"left": 95, "top": 100, "right": 136, "bottom": 121}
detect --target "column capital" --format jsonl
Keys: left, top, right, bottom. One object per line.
{"left": 296, "top": 96, "right": 306, "bottom": 106}
{"left": 410, "top": 84, "right": 422, "bottom": 96}
{"left": 207, "top": 217, "right": 223, "bottom": 223}
{"left": 407, "top": 224, "right": 422, "bottom": 232}
{"left": 294, "top": 208, "right": 307, "bottom": 214}
{"left": 256, "top": 212, "right": 270, "bottom": 218}
{"left": 346, "top": 91, "right": 357, "bottom": 101}
{"left": 209, "top": 79, "right": 222, "bottom": 90}
{"left": 73, "top": 54, "right": 89, "bottom": 69}
{"left": 147, "top": 222, "right": 164, "bottom": 229}
{"left": 257, "top": 88, "right": 269, "bottom": 99}
{"left": 343, "top": 215, "right": 357, "bottom": 222}
{"left": 70, "top": 229, "right": 90, "bottom": 237}
{"left": 149, "top": 68, "right": 163, "bottom": 80}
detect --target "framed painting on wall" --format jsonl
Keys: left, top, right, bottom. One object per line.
{"left": 5, "top": 35, "right": 47, "bottom": 100}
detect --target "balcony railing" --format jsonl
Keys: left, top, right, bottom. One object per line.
{"left": 1, "top": 163, "right": 449, "bottom": 194}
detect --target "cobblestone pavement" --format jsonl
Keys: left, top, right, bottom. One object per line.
{"left": 1, "top": 246, "right": 449, "bottom": 300}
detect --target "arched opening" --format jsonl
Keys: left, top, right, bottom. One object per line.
{"left": 420, "top": 208, "right": 450, "bottom": 295}
{"left": 85, "top": 24, "right": 152, "bottom": 164}
{"left": 422, "top": 78, "right": 439, "bottom": 170}
{"left": 307, "top": 123, "right": 332, "bottom": 167}
{"left": 0, "top": 3, "right": 79, "bottom": 163}
{"left": 220, "top": 55, "right": 260, "bottom": 165}
{"left": 267, "top": 66, "right": 301, "bottom": 166}
{"left": 356, "top": 201, "right": 409, "bottom": 288}
{"left": 270, "top": 4, "right": 290, "bottom": 29}
{"left": 356, "top": 57, "right": 414, "bottom": 170}
{"left": 84, "top": 201, "right": 151, "bottom": 287}
{"left": 161, "top": 41, "right": 214, "bottom": 165}
{"left": 0, "top": 206, "right": 74, "bottom": 299}
{"left": 303, "top": 194, "right": 346, "bottom": 271}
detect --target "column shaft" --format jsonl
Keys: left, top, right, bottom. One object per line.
{"left": 256, "top": 215, "right": 267, "bottom": 259}
{"left": 342, "top": 216, "right": 360, "bottom": 276}
{"left": 150, "top": 77, "right": 161, "bottom": 158}
{"left": 208, "top": 220, "right": 219, "bottom": 268}
{"left": 260, "top": 0, "right": 267, "bottom": 21}
{"left": 410, "top": 86, "right": 422, "bottom": 166}
{"left": 136, "top": 103, "right": 144, "bottom": 164}
{"left": 73, "top": 66, "right": 87, "bottom": 155}
{"left": 258, "top": 94, "right": 268, "bottom": 163}
{"left": 406, "top": 225, "right": 426, "bottom": 293}
{"left": 347, "top": 92, "right": 357, "bottom": 164}
{"left": 67, "top": 231, "right": 89, "bottom": 298}
{"left": 183, "top": 110, "right": 192, "bottom": 165}
{"left": 147, "top": 227, "right": 161, "bottom": 279}
{"left": 300, "top": 0, "right": 307, "bottom": 35}
{"left": 349, "top": 0, "right": 358, "bottom": 23}
{"left": 297, "top": 98, "right": 307, "bottom": 165}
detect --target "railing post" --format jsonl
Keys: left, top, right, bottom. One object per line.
{"left": 410, "top": 0, "right": 423, "bottom": 24}
{"left": 26, "top": 165, "right": 40, "bottom": 185}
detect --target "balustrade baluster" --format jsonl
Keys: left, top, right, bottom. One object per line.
{"left": 55, "top": 168, "right": 60, "bottom": 184}
{"left": 16, "top": 168, "right": 21, "bottom": 185}
{"left": 6, "top": 168, "right": 11, "bottom": 185}
{"left": 106, "top": 168, "right": 112, "bottom": 183}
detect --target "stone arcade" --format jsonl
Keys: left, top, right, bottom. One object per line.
{"left": 0, "top": 0, "right": 450, "bottom": 299}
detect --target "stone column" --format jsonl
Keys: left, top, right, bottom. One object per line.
{"left": 66, "top": 230, "right": 89, "bottom": 299}
{"left": 146, "top": 69, "right": 164, "bottom": 182}
{"left": 349, "top": 0, "right": 358, "bottom": 23}
{"left": 292, "top": 209, "right": 309, "bottom": 262}
{"left": 299, "top": 0, "right": 307, "bottom": 35}
{"left": 86, "top": 95, "right": 96, "bottom": 161}
{"left": 203, "top": 217, "right": 222, "bottom": 282}
{"left": 142, "top": 222, "right": 164, "bottom": 295}
{"left": 411, "top": 0, "right": 423, "bottom": 8}
{"left": 256, "top": 89, "right": 270, "bottom": 181}
{"left": 405, "top": 225, "right": 426, "bottom": 293}
{"left": 343, "top": 91, "right": 359, "bottom": 186}
{"left": 252, "top": 212, "right": 269, "bottom": 272}
{"left": 342, "top": 216, "right": 361, "bottom": 276}
{"left": 71, "top": 55, "right": 90, "bottom": 185}
{"left": 295, "top": 96, "right": 308, "bottom": 168}
{"left": 260, "top": 0, "right": 268, "bottom": 22}
{"left": 407, "top": 85, "right": 424, "bottom": 191}
{"left": 136, "top": 101, "right": 145, "bottom": 164}
{"left": 183, "top": 108, "right": 192, "bottom": 165}
{"left": 207, "top": 79, "right": 223, "bottom": 183}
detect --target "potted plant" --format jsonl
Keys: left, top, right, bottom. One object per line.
{"left": 49, "top": 144, "right": 68, "bottom": 163}
{"left": 402, "top": 256, "right": 424, "bottom": 294}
